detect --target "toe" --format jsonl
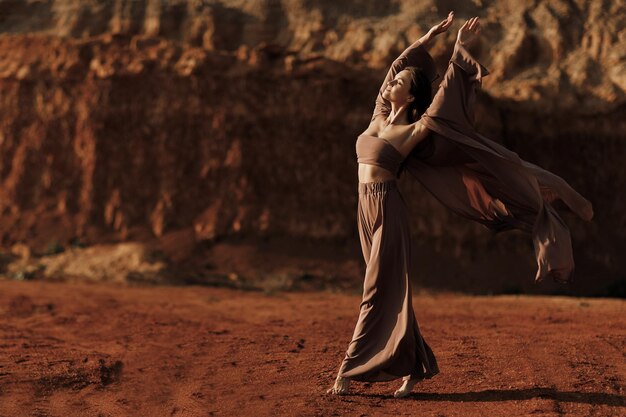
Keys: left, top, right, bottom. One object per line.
{"left": 393, "top": 389, "right": 408, "bottom": 398}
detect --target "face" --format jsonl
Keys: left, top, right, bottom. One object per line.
{"left": 382, "top": 70, "right": 414, "bottom": 104}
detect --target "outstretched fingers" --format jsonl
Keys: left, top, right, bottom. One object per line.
{"left": 434, "top": 11, "right": 454, "bottom": 33}
{"left": 462, "top": 17, "right": 481, "bottom": 34}
{"left": 469, "top": 16, "right": 480, "bottom": 31}
{"left": 457, "top": 16, "right": 482, "bottom": 45}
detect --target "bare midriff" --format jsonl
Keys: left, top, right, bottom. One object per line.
{"left": 358, "top": 163, "right": 396, "bottom": 183}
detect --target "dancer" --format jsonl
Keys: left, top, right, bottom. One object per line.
{"left": 327, "top": 11, "right": 593, "bottom": 398}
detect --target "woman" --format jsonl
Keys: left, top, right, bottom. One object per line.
{"left": 327, "top": 11, "right": 593, "bottom": 398}
{"left": 325, "top": 11, "right": 462, "bottom": 398}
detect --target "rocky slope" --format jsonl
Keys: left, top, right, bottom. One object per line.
{"left": 0, "top": 0, "right": 624, "bottom": 296}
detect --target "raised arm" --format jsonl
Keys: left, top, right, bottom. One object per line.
{"left": 419, "top": 16, "right": 488, "bottom": 132}
{"left": 371, "top": 11, "right": 454, "bottom": 122}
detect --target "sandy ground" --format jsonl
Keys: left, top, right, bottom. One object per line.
{"left": 0, "top": 280, "right": 624, "bottom": 417}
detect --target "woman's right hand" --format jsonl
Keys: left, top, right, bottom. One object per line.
{"left": 428, "top": 11, "right": 454, "bottom": 36}
{"left": 457, "top": 16, "right": 481, "bottom": 46}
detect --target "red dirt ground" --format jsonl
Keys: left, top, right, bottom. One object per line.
{"left": 0, "top": 280, "right": 624, "bottom": 417}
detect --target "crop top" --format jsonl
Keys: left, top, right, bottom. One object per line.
{"left": 355, "top": 134, "right": 404, "bottom": 176}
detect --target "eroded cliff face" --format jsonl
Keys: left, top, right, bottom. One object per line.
{"left": 3, "top": 0, "right": 624, "bottom": 114}
{"left": 0, "top": 0, "right": 623, "bottom": 296}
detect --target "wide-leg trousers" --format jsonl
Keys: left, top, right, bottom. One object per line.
{"left": 337, "top": 179, "right": 439, "bottom": 382}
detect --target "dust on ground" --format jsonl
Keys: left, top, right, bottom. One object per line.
{"left": 0, "top": 280, "right": 624, "bottom": 416}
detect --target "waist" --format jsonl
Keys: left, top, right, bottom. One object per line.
{"left": 358, "top": 162, "right": 398, "bottom": 183}
{"left": 358, "top": 178, "right": 397, "bottom": 195}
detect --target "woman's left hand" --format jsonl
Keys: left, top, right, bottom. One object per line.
{"left": 457, "top": 16, "right": 481, "bottom": 46}
{"left": 428, "top": 11, "right": 454, "bottom": 36}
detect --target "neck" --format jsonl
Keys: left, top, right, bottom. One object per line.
{"left": 388, "top": 102, "right": 410, "bottom": 125}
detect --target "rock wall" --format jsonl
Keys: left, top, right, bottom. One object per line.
{"left": 0, "top": 0, "right": 624, "bottom": 296}
{"left": 2, "top": 0, "right": 624, "bottom": 113}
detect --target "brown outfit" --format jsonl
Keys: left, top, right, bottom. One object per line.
{"left": 337, "top": 39, "right": 593, "bottom": 383}
{"left": 337, "top": 179, "right": 439, "bottom": 382}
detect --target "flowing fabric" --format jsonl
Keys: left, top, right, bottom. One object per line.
{"left": 374, "top": 39, "right": 594, "bottom": 283}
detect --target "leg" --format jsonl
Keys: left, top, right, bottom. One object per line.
{"left": 327, "top": 189, "right": 376, "bottom": 395}
{"left": 357, "top": 196, "right": 374, "bottom": 265}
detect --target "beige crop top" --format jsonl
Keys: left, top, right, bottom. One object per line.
{"left": 355, "top": 134, "right": 404, "bottom": 176}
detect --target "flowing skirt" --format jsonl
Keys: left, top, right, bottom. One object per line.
{"left": 337, "top": 179, "right": 439, "bottom": 382}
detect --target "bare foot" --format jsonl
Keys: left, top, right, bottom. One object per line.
{"left": 326, "top": 376, "right": 350, "bottom": 395}
{"left": 393, "top": 378, "right": 418, "bottom": 398}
